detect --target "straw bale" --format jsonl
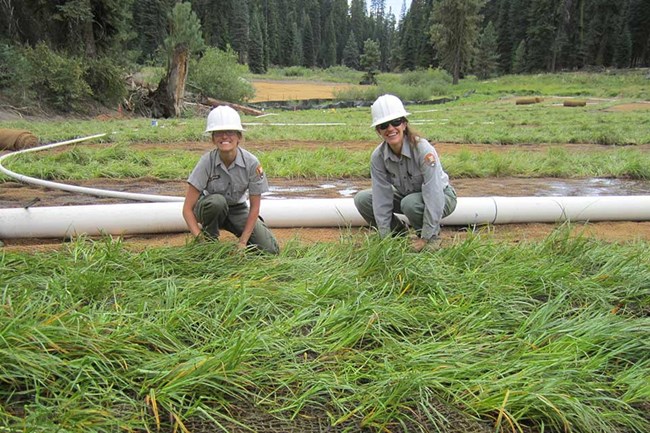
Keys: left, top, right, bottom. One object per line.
{"left": 515, "top": 97, "right": 543, "bottom": 105}
{"left": 0, "top": 129, "right": 39, "bottom": 150}
{"left": 563, "top": 99, "right": 587, "bottom": 107}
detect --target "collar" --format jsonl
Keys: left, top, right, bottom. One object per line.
{"left": 382, "top": 137, "right": 413, "bottom": 161}
{"left": 215, "top": 148, "right": 245, "bottom": 168}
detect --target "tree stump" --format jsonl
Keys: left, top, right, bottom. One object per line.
{"left": 149, "top": 43, "right": 189, "bottom": 118}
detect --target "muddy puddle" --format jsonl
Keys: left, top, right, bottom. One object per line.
{"left": 1, "top": 177, "right": 650, "bottom": 209}
{"left": 264, "top": 177, "right": 650, "bottom": 200}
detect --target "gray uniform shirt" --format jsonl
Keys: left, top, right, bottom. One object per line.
{"left": 187, "top": 147, "right": 268, "bottom": 205}
{"left": 370, "top": 137, "right": 450, "bottom": 240}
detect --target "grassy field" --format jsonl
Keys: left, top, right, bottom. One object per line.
{"left": 1, "top": 70, "right": 649, "bottom": 432}
{"left": 2, "top": 71, "right": 650, "bottom": 182}
{"left": 1, "top": 234, "right": 649, "bottom": 432}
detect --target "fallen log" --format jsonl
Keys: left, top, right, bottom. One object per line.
{"left": 200, "top": 96, "right": 264, "bottom": 116}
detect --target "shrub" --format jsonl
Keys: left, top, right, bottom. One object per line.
{"left": 0, "top": 44, "right": 31, "bottom": 103}
{"left": 188, "top": 47, "right": 255, "bottom": 103}
{"left": 22, "top": 43, "right": 92, "bottom": 111}
{"left": 85, "top": 57, "right": 127, "bottom": 107}
{"left": 400, "top": 68, "right": 452, "bottom": 87}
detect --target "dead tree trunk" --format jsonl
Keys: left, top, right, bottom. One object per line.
{"left": 150, "top": 43, "right": 189, "bottom": 118}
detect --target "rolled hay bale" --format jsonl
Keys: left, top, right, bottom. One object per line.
{"left": 0, "top": 129, "right": 39, "bottom": 150}
{"left": 563, "top": 99, "right": 587, "bottom": 107}
{"left": 516, "top": 97, "right": 543, "bottom": 105}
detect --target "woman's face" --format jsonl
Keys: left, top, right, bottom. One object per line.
{"left": 212, "top": 130, "right": 240, "bottom": 152}
{"left": 376, "top": 117, "right": 406, "bottom": 146}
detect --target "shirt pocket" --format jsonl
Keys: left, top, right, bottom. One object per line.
{"left": 207, "top": 176, "right": 230, "bottom": 195}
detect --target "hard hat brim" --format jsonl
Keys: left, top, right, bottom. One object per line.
{"left": 205, "top": 125, "right": 246, "bottom": 133}
{"left": 370, "top": 112, "right": 410, "bottom": 128}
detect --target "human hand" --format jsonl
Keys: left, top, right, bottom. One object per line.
{"left": 411, "top": 236, "right": 442, "bottom": 252}
{"left": 411, "top": 237, "right": 427, "bottom": 252}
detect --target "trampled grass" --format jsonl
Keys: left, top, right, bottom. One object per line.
{"left": 1, "top": 232, "right": 648, "bottom": 432}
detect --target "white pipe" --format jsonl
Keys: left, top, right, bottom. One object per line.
{"left": 0, "top": 134, "right": 182, "bottom": 202}
{"left": 2, "top": 135, "right": 650, "bottom": 239}
{"left": 2, "top": 196, "right": 650, "bottom": 239}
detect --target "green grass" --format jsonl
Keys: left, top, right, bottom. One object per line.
{"left": 1, "top": 232, "right": 648, "bottom": 432}
{"left": 3, "top": 139, "right": 649, "bottom": 181}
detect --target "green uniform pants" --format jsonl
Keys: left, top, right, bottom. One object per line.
{"left": 194, "top": 194, "right": 279, "bottom": 254}
{"left": 353, "top": 185, "right": 457, "bottom": 237}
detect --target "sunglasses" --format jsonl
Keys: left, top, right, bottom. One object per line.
{"left": 378, "top": 118, "right": 405, "bottom": 130}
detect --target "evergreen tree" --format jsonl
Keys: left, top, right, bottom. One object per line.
{"left": 290, "top": 20, "right": 303, "bottom": 65}
{"left": 163, "top": 2, "right": 205, "bottom": 61}
{"left": 248, "top": 6, "right": 266, "bottom": 73}
{"left": 629, "top": 0, "right": 650, "bottom": 66}
{"left": 360, "top": 38, "right": 380, "bottom": 71}
{"left": 343, "top": 30, "right": 361, "bottom": 69}
{"left": 265, "top": 0, "right": 281, "bottom": 65}
{"left": 525, "top": 0, "right": 558, "bottom": 71}
{"left": 507, "top": 0, "right": 528, "bottom": 66}
{"left": 302, "top": 14, "right": 317, "bottom": 67}
{"left": 321, "top": 9, "right": 337, "bottom": 67}
{"left": 399, "top": 0, "right": 434, "bottom": 70}
{"left": 512, "top": 39, "right": 526, "bottom": 73}
{"left": 473, "top": 21, "right": 500, "bottom": 79}
{"left": 583, "top": 0, "right": 624, "bottom": 67}
{"left": 613, "top": 22, "right": 632, "bottom": 68}
{"left": 132, "top": 0, "right": 173, "bottom": 63}
{"left": 350, "top": 0, "right": 369, "bottom": 50}
{"left": 192, "top": 0, "right": 231, "bottom": 49}
{"left": 231, "top": 0, "right": 250, "bottom": 63}
{"left": 308, "top": 0, "right": 322, "bottom": 65}
{"left": 495, "top": 0, "right": 513, "bottom": 73}
{"left": 430, "top": 0, "right": 485, "bottom": 84}
{"left": 332, "top": 0, "right": 349, "bottom": 63}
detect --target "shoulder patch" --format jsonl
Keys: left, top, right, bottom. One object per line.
{"left": 256, "top": 165, "right": 265, "bottom": 178}
{"left": 424, "top": 152, "right": 437, "bottom": 166}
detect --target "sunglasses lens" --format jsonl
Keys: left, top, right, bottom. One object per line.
{"left": 379, "top": 118, "right": 404, "bottom": 130}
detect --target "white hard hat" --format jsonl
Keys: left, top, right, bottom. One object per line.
{"left": 205, "top": 106, "right": 245, "bottom": 133}
{"left": 370, "top": 94, "right": 410, "bottom": 127}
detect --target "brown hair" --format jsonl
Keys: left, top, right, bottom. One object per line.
{"left": 403, "top": 119, "right": 421, "bottom": 147}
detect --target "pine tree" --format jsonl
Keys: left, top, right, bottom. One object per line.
{"left": 629, "top": 0, "right": 650, "bottom": 67}
{"left": 399, "top": 0, "right": 434, "bottom": 70}
{"left": 343, "top": 30, "right": 361, "bottom": 69}
{"left": 302, "top": 14, "right": 316, "bottom": 67}
{"left": 430, "top": 0, "right": 485, "bottom": 84}
{"left": 332, "top": 0, "right": 349, "bottom": 63}
{"left": 248, "top": 6, "right": 266, "bottom": 73}
{"left": 360, "top": 38, "right": 380, "bottom": 71}
{"left": 525, "top": 0, "right": 558, "bottom": 71}
{"left": 613, "top": 22, "right": 632, "bottom": 68}
{"left": 512, "top": 39, "right": 526, "bottom": 73}
{"left": 290, "top": 20, "right": 303, "bottom": 65}
{"left": 231, "top": 0, "right": 250, "bottom": 63}
{"left": 473, "top": 21, "right": 500, "bottom": 79}
{"left": 163, "top": 2, "right": 205, "bottom": 61}
{"left": 321, "top": 9, "right": 337, "bottom": 67}
{"left": 495, "top": 0, "right": 513, "bottom": 73}
{"left": 132, "top": 0, "right": 172, "bottom": 63}
{"left": 350, "top": 0, "right": 368, "bottom": 51}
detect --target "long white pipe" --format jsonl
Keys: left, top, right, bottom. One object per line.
{"left": 2, "top": 195, "right": 650, "bottom": 239}
{"left": 2, "top": 135, "right": 650, "bottom": 239}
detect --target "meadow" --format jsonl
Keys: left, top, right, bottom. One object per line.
{"left": 1, "top": 69, "right": 649, "bottom": 432}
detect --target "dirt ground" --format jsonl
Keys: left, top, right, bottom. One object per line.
{"left": 249, "top": 80, "right": 357, "bottom": 103}
{"left": 2, "top": 139, "right": 650, "bottom": 253}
